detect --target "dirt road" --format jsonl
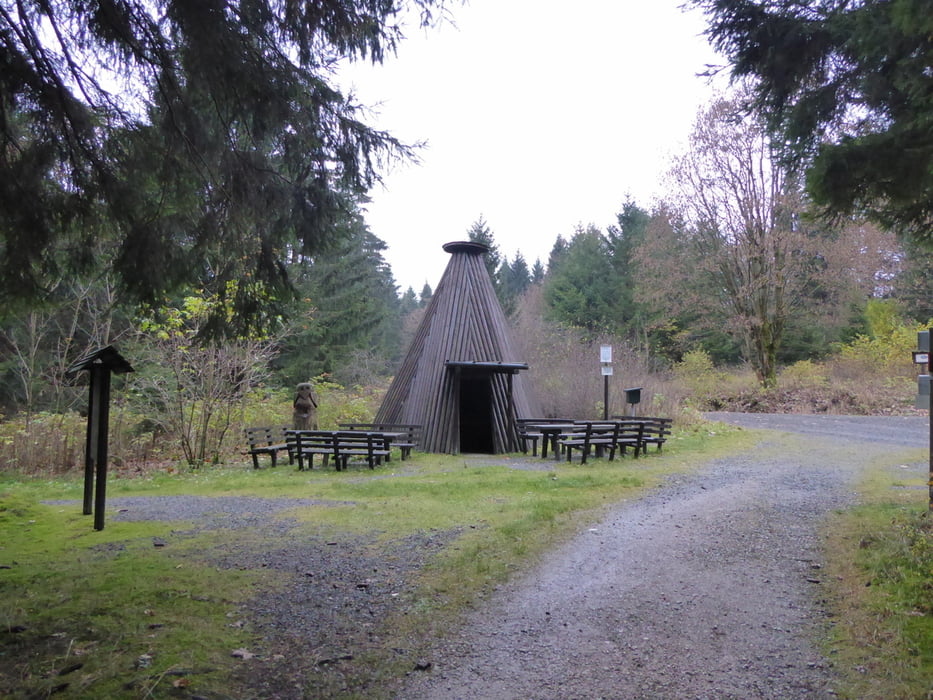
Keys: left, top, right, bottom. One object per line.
{"left": 395, "top": 414, "right": 929, "bottom": 700}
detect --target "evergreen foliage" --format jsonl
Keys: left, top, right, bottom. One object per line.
{"left": 419, "top": 282, "right": 433, "bottom": 307}
{"left": 606, "top": 198, "right": 650, "bottom": 333}
{"left": 500, "top": 253, "right": 531, "bottom": 304}
{"left": 275, "top": 216, "right": 402, "bottom": 384}
{"left": 465, "top": 214, "right": 502, "bottom": 284}
{"left": 530, "top": 258, "right": 545, "bottom": 284}
{"left": 399, "top": 286, "right": 420, "bottom": 314}
{"left": 0, "top": 0, "right": 447, "bottom": 331}
{"left": 893, "top": 240, "right": 933, "bottom": 322}
{"left": 693, "top": 0, "right": 933, "bottom": 244}
{"left": 543, "top": 225, "right": 621, "bottom": 335}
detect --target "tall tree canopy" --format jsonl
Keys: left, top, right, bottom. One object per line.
{"left": 692, "top": 0, "right": 933, "bottom": 244}
{"left": 543, "top": 225, "right": 621, "bottom": 336}
{"left": 465, "top": 215, "right": 502, "bottom": 282}
{"left": 277, "top": 215, "right": 403, "bottom": 384}
{"left": 0, "top": 0, "right": 446, "bottom": 332}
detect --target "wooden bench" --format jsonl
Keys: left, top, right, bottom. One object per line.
{"left": 515, "top": 419, "right": 543, "bottom": 456}
{"left": 639, "top": 417, "right": 672, "bottom": 453}
{"left": 287, "top": 430, "right": 391, "bottom": 471}
{"left": 613, "top": 420, "right": 646, "bottom": 458}
{"left": 614, "top": 416, "right": 673, "bottom": 455}
{"left": 286, "top": 430, "right": 337, "bottom": 470}
{"left": 245, "top": 427, "right": 291, "bottom": 469}
{"left": 558, "top": 422, "right": 620, "bottom": 464}
{"left": 332, "top": 431, "right": 391, "bottom": 469}
{"left": 338, "top": 423, "right": 422, "bottom": 460}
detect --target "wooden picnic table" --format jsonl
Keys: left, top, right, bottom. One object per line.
{"left": 521, "top": 423, "right": 579, "bottom": 459}
{"left": 521, "top": 419, "right": 656, "bottom": 461}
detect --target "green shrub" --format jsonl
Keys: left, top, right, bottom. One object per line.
{"left": 836, "top": 314, "right": 929, "bottom": 376}
{"left": 674, "top": 349, "right": 729, "bottom": 401}
{"left": 779, "top": 360, "right": 830, "bottom": 389}
{"left": 0, "top": 377, "right": 390, "bottom": 475}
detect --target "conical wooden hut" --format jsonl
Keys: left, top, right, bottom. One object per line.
{"left": 375, "top": 241, "right": 540, "bottom": 454}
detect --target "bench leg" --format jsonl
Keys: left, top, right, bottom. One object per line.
{"left": 522, "top": 436, "right": 539, "bottom": 456}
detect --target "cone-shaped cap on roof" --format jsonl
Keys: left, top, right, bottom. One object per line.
{"left": 376, "top": 241, "right": 540, "bottom": 453}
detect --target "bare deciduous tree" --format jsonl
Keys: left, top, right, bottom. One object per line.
{"left": 665, "top": 92, "right": 815, "bottom": 387}
{"left": 132, "top": 298, "right": 279, "bottom": 467}
{"left": 0, "top": 272, "right": 126, "bottom": 414}
{"left": 643, "top": 91, "right": 905, "bottom": 387}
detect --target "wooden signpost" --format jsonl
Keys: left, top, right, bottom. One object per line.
{"left": 66, "top": 346, "right": 134, "bottom": 530}
{"left": 914, "top": 330, "right": 931, "bottom": 511}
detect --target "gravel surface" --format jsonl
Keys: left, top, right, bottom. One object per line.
{"left": 54, "top": 413, "right": 927, "bottom": 698}
{"left": 395, "top": 413, "right": 929, "bottom": 700}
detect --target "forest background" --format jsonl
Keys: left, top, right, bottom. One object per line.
{"left": 2, "top": 86, "right": 929, "bottom": 471}
{"left": 1, "top": 0, "right": 931, "bottom": 472}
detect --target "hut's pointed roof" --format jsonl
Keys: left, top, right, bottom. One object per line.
{"left": 376, "top": 241, "right": 539, "bottom": 453}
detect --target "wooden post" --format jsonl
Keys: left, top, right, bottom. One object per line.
{"left": 67, "top": 346, "right": 133, "bottom": 531}
{"left": 93, "top": 366, "right": 112, "bottom": 531}
{"left": 603, "top": 374, "right": 609, "bottom": 421}
{"left": 82, "top": 374, "right": 97, "bottom": 515}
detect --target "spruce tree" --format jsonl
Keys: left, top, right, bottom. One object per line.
{"left": 692, "top": 0, "right": 933, "bottom": 244}
{"left": 0, "top": 0, "right": 448, "bottom": 331}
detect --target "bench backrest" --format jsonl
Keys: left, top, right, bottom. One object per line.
{"left": 338, "top": 423, "right": 422, "bottom": 445}
{"left": 565, "top": 422, "right": 619, "bottom": 444}
{"left": 245, "top": 426, "right": 285, "bottom": 448}
{"left": 639, "top": 417, "right": 672, "bottom": 438}
{"left": 286, "top": 430, "right": 337, "bottom": 453}
{"left": 615, "top": 421, "right": 645, "bottom": 441}
{"left": 612, "top": 416, "right": 672, "bottom": 434}
{"left": 333, "top": 431, "right": 382, "bottom": 450}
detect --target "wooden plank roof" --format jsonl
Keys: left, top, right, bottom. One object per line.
{"left": 375, "top": 241, "right": 540, "bottom": 453}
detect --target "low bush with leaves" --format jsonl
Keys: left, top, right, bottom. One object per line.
{"left": 0, "top": 379, "right": 389, "bottom": 476}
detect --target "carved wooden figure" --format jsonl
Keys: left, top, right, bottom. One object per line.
{"left": 293, "top": 382, "right": 319, "bottom": 430}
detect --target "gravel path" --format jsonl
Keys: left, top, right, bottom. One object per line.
{"left": 58, "top": 413, "right": 927, "bottom": 698}
{"left": 395, "top": 413, "right": 929, "bottom": 700}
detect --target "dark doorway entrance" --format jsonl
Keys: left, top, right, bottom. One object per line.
{"left": 459, "top": 373, "right": 493, "bottom": 453}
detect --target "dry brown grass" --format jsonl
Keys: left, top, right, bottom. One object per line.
{"left": 675, "top": 355, "right": 918, "bottom": 416}
{"left": 512, "top": 296, "right": 687, "bottom": 420}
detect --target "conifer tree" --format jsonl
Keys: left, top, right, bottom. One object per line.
{"left": 692, "top": 0, "right": 933, "bottom": 244}
{"left": 277, "top": 216, "right": 402, "bottom": 382}
{"left": 419, "top": 283, "right": 433, "bottom": 307}
{"left": 0, "top": 0, "right": 448, "bottom": 331}
{"left": 465, "top": 215, "right": 502, "bottom": 283}
{"left": 531, "top": 259, "right": 546, "bottom": 284}
{"left": 543, "top": 225, "right": 620, "bottom": 335}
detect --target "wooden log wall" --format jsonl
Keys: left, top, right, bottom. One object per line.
{"left": 375, "top": 241, "right": 540, "bottom": 453}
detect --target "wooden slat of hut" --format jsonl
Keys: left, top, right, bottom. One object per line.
{"left": 375, "top": 241, "right": 540, "bottom": 453}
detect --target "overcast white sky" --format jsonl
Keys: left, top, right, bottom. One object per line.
{"left": 339, "top": 1, "right": 726, "bottom": 293}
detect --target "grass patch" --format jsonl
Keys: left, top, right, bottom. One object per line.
{"left": 0, "top": 423, "right": 752, "bottom": 698}
{"left": 0, "top": 492, "right": 267, "bottom": 699}
{"left": 822, "top": 449, "right": 933, "bottom": 700}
